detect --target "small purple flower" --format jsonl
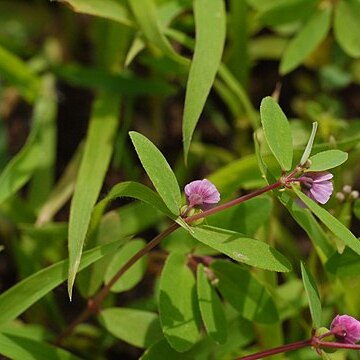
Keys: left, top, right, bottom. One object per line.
{"left": 184, "top": 179, "right": 220, "bottom": 210}
{"left": 330, "top": 315, "right": 360, "bottom": 344}
{"left": 300, "top": 171, "right": 333, "bottom": 204}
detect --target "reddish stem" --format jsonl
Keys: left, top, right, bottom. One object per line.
{"left": 319, "top": 341, "right": 360, "bottom": 350}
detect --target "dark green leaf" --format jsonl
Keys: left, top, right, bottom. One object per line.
{"left": 211, "top": 260, "right": 279, "bottom": 323}
{"left": 293, "top": 187, "right": 360, "bottom": 255}
{"left": 99, "top": 307, "right": 162, "bottom": 348}
{"left": 129, "top": 132, "right": 181, "bottom": 215}
{"left": 182, "top": 0, "right": 226, "bottom": 160}
{"left": 159, "top": 252, "right": 200, "bottom": 352}
{"left": 197, "top": 264, "right": 227, "bottom": 344}
{"left": 190, "top": 226, "right": 292, "bottom": 272}
{"left": 280, "top": 6, "right": 331, "bottom": 74}
{"left": 260, "top": 96, "right": 293, "bottom": 171}
{"left": 300, "top": 262, "right": 322, "bottom": 328}
{"left": 308, "top": 150, "right": 348, "bottom": 171}
{"left": 325, "top": 248, "right": 360, "bottom": 277}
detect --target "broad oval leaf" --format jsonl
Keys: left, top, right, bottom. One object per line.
{"left": 0, "top": 333, "right": 80, "bottom": 360}
{"left": 104, "top": 239, "right": 147, "bottom": 293}
{"left": 99, "top": 307, "right": 163, "bottom": 348}
{"left": 129, "top": 131, "right": 181, "bottom": 215}
{"left": 190, "top": 226, "right": 291, "bottom": 272}
{"left": 211, "top": 260, "right": 279, "bottom": 324}
{"left": 300, "top": 262, "right": 322, "bottom": 328}
{"left": 182, "top": 0, "right": 226, "bottom": 160}
{"left": 308, "top": 150, "right": 348, "bottom": 171}
{"left": 293, "top": 186, "right": 360, "bottom": 255}
{"left": 159, "top": 252, "right": 200, "bottom": 352}
{"left": 0, "top": 240, "right": 121, "bottom": 326}
{"left": 197, "top": 264, "right": 227, "bottom": 344}
{"left": 334, "top": 0, "right": 360, "bottom": 57}
{"left": 280, "top": 6, "right": 331, "bottom": 74}
{"left": 260, "top": 96, "right": 293, "bottom": 171}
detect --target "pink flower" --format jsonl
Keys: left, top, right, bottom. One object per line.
{"left": 330, "top": 315, "right": 360, "bottom": 344}
{"left": 184, "top": 179, "right": 220, "bottom": 210}
{"left": 300, "top": 171, "right": 333, "bottom": 204}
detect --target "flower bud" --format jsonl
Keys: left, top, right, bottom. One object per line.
{"left": 330, "top": 314, "right": 360, "bottom": 344}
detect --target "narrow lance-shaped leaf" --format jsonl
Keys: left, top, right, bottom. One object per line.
{"left": 0, "top": 333, "right": 81, "bottom": 360}
{"left": 127, "top": 0, "right": 187, "bottom": 65}
{"left": 0, "top": 240, "right": 121, "bottom": 326}
{"left": 182, "top": 0, "right": 226, "bottom": 160}
{"left": 260, "top": 96, "right": 293, "bottom": 171}
{"left": 129, "top": 132, "right": 181, "bottom": 215}
{"left": 68, "top": 92, "right": 120, "bottom": 299}
{"left": 308, "top": 150, "right": 348, "bottom": 172}
{"left": 293, "top": 186, "right": 360, "bottom": 255}
{"left": 190, "top": 225, "right": 292, "bottom": 272}
{"left": 280, "top": 5, "right": 331, "bottom": 74}
{"left": 300, "top": 262, "right": 322, "bottom": 328}
{"left": 197, "top": 264, "right": 227, "bottom": 344}
{"left": 300, "top": 122, "right": 318, "bottom": 166}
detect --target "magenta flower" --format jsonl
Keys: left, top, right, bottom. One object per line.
{"left": 330, "top": 315, "right": 360, "bottom": 344}
{"left": 300, "top": 171, "right": 333, "bottom": 204}
{"left": 184, "top": 179, "right": 220, "bottom": 210}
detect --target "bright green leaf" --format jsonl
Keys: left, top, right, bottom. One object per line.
{"left": 129, "top": 132, "right": 181, "bottom": 215}
{"left": 280, "top": 6, "right": 331, "bottom": 74}
{"left": 99, "top": 307, "right": 163, "bottom": 348}
{"left": 127, "top": 0, "right": 187, "bottom": 64}
{"left": 182, "top": 0, "right": 226, "bottom": 160}
{"left": 260, "top": 96, "right": 293, "bottom": 171}
{"left": 68, "top": 92, "right": 120, "bottom": 299}
{"left": 308, "top": 150, "right": 348, "bottom": 171}
{"left": 0, "top": 240, "right": 121, "bottom": 326}
{"left": 0, "top": 333, "right": 81, "bottom": 360}
{"left": 293, "top": 187, "right": 360, "bottom": 255}
{"left": 300, "top": 262, "right": 322, "bottom": 328}
{"left": 197, "top": 264, "right": 227, "bottom": 344}
{"left": 104, "top": 239, "right": 147, "bottom": 292}
{"left": 211, "top": 260, "right": 279, "bottom": 323}
{"left": 334, "top": 0, "right": 360, "bottom": 57}
{"left": 300, "top": 122, "right": 318, "bottom": 166}
{"left": 159, "top": 252, "right": 200, "bottom": 352}
{"left": 190, "top": 226, "right": 292, "bottom": 272}
{"left": 57, "top": 0, "right": 134, "bottom": 27}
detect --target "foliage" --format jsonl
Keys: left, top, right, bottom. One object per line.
{"left": 0, "top": 0, "right": 360, "bottom": 359}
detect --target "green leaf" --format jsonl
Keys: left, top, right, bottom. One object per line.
{"left": 58, "top": 0, "right": 134, "bottom": 27}
{"left": 197, "top": 264, "right": 227, "bottom": 344}
{"left": 0, "top": 240, "right": 121, "bottom": 326}
{"left": 293, "top": 187, "right": 360, "bottom": 255}
{"left": 300, "top": 262, "right": 322, "bottom": 328}
{"left": 99, "top": 307, "right": 163, "bottom": 348}
{"left": 308, "top": 150, "right": 348, "bottom": 171}
{"left": 300, "top": 122, "right": 318, "bottom": 166}
{"left": 0, "top": 333, "right": 81, "bottom": 360}
{"left": 325, "top": 248, "right": 360, "bottom": 277}
{"left": 104, "top": 239, "right": 147, "bottom": 292}
{"left": 182, "top": 0, "right": 226, "bottom": 160}
{"left": 280, "top": 6, "right": 331, "bottom": 74}
{"left": 190, "top": 226, "right": 291, "bottom": 272}
{"left": 0, "top": 44, "right": 39, "bottom": 102}
{"left": 260, "top": 96, "right": 293, "bottom": 171}
{"left": 159, "top": 252, "right": 200, "bottom": 352}
{"left": 127, "top": 0, "right": 187, "bottom": 64}
{"left": 68, "top": 92, "right": 120, "bottom": 299}
{"left": 129, "top": 132, "right": 181, "bottom": 215}
{"left": 259, "top": 0, "right": 319, "bottom": 26}
{"left": 211, "top": 260, "right": 279, "bottom": 323}
{"left": 334, "top": 0, "right": 360, "bottom": 57}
